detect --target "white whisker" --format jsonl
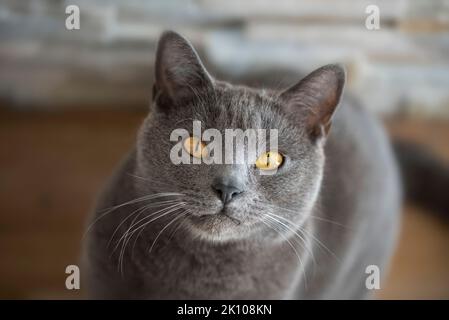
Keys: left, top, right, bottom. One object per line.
{"left": 264, "top": 213, "right": 316, "bottom": 271}
{"left": 267, "top": 211, "right": 339, "bottom": 262}
{"left": 259, "top": 217, "right": 308, "bottom": 289}
{"left": 83, "top": 192, "right": 184, "bottom": 239}
{"left": 148, "top": 211, "right": 189, "bottom": 253}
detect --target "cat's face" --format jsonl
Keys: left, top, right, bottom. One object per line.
{"left": 136, "top": 31, "right": 345, "bottom": 242}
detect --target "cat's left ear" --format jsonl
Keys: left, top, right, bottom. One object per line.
{"left": 153, "top": 31, "right": 214, "bottom": 110}
{"left": 280, "top": 64, "right": 345, "bottom": 141}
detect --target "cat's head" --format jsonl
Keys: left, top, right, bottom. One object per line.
{"left": 136, "top": 31, "right": 345, "bottom": 242}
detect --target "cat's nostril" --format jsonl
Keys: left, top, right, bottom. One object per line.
{"left": 212, "top": 183, "right": 243, "bottom": 204}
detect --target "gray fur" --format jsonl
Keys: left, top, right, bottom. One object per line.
{"left": 84, "top": 31, "right": 401, "bottom": 299}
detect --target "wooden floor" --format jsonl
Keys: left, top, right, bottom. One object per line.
{"left": 0, "top": 109, "right": 448, "bottom": 299}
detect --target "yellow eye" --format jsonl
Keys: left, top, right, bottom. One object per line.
{"left": 183, "top": 136, "right": 207, "bottom": 159}
{"left": 255, "top": 151, "right": 283, "bottom": 171}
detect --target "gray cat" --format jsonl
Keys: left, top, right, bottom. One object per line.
{"left": 84, "top": 31, "right": 401, "bottom": 299}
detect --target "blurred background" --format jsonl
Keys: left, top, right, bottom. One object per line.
{"left": 0, "top": 0, "right": 448, "bottom": 299}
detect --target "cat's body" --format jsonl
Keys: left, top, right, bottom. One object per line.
{"left": 84, "top": 32, "right": 401, "bottom": 299}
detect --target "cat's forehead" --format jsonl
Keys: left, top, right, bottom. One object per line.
{"left": 192, "top": 85, "right": 287, "bottom": 131}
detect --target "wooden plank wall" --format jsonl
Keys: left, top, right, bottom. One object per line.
{"left": 0, "top": 0, "right": 448, "bottom": 116}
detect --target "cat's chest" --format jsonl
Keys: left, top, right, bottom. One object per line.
{"left": 139, "top": 242, "right": 303, "bottom": 299}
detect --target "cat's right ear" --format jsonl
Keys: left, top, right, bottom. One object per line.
{"left": 153, "top": 31, "right": 213, "bottom": 111}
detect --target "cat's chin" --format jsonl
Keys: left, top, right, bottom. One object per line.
{"left": 186, "top": 212, "right": 251, "bottom": 242}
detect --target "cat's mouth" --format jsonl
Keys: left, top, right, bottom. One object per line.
{"left": 187, "top": 207, "right": 244, "bottom": 238}
{"left": 199, "top": 208, "right": 241, "bottom": 225}
{"left": 193, "top": 208, "right": 241, "bottom": 225}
